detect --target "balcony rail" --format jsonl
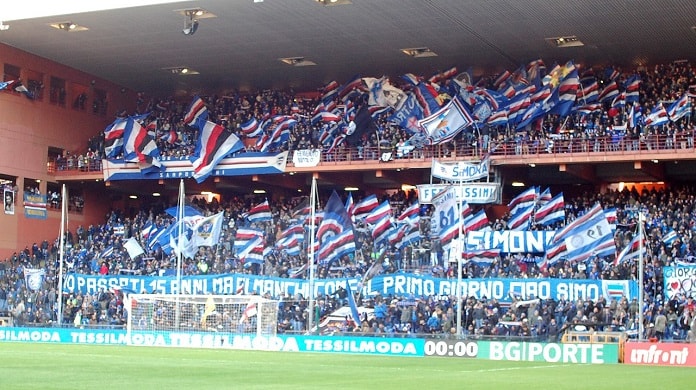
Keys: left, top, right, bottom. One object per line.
{"left": 47, "top": 131, "right": 695, "bottom": 174}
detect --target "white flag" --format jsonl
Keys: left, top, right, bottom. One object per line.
{"left": 192, "top": 212, "right": 224, "bottom": 247}
{"left": 123, "top": 237, "right": 145, "bottom": 259}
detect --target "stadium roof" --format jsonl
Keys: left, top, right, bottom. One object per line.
{"left": 1, "top": 0, "right": 695, "bottom": 97}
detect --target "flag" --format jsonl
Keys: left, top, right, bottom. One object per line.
{"left": 123, "top": 237, "right": 145, "bottom": 259}
{"left": 363, "top": 76, "right": 406, "bottom": 109}
{"left": 371, "top": 214, "right": 393, "bottom": 246}
{"left": 246, "top": 200, "right": 272, "bottom": 223}
{"left": 388, "top": 93, "right": 424, "bottom": 134}
{"left": 431, "top": 186, "right": 459, "bottom": 244}
{"left": 627, "top": 104, "right": 641, "bottom": 128}
{"left": 364, "top": 200, "right": 392, "bottom": 225}
{"left": 240, "top": 117, "right": 262, "bottom": 137}
{"left": 644, "top": 104, "right": 669, "bottom": 127}
{"left": 515, "top": 101, "right": 545, "bottom": 130}
{"left": 611, "top": 92, "right": 626, "bottom": 111}
{"left": 464, "top": 209, "right": 489, "bottom": 232}
{"left": 575, "top": 103, "right": 602, "bottom": 116}
{"left": 183, "top": 95, "right": 208, "bottom": 125}
{"left": 338, "top": 74, "right": 364, "bottom": 101}
{"left": 463, "top": 249, "right": 500, "bottom": 265}
{"left": 414, "top": 81, "right": 444, "bottom": 116}
{"left": 487, "top": 109, "right": 508, "bottom": 127}
{"left": 0, "top": 80, "right": 14, "bottom": 90}
{"left": 662, "top": 228, "right": 677, "bottom": 246}
{"left": 13, "top": 82, "right": 34, "bottom": 99}
{"left": 345, "top": 105, "right": 378, "bottom": 146}
{"left": 578, "top": 78, "right": 599, "bottom": 104}
{"left": 23, "top": 268, "right": 46, "bottom": 291}
{"left": 103, "top": 117, "right": 128, "bottom": 158}
{"left": 397, "top": 202, "right": 420, "bottom": 225}
{"left": 546, "top": 67, "right": 579, "bottom": 116}
{"left": 169, "top": 216, "right": 201, "bottom": 259}
{"left": 234, "top": 228, "right": 264, "bottom": 257}
{"left": 508, "top": 187, "right": 537, "bottom": 215}
{"left": 352, "top": 194, "right": 379, "bottom": 218}
{"left": 190, "top": 120, "right": 244, "bottom": 183}
{"left": 316, "top": 191, "right": 355, "bottom": 264}
{"left": 418, "top": 96, "right": 473, "bottom": 145}
{"left": 239, "top": 301, "right": 258, "bottom": 324}
{"left": 598, "top": 81, "right": 619, "bottom": 103}
{"left": 505, "top": 93, "right": 531, "bottom": 125}
{"left": 122, "top": 117, "right": 162, "bottom": 169}
{"left": 165, "top": 204, "right": 203, "bottom": 218}
{"left": 191, "top": 212, "right": 224, "bottom": 247}
{"left": 346, "top": 280, "right": 362, "bottom": 327}
{"left": 317, "top": 229, "right": 355, "bottom": 266}
{"left": 614, "top": 232, "right": 645, "bottom": 266}
{"left": 534, "top": 192, "right": 565, "bottom": 226}
{"left": 668, "top": 94, "right": 692, "bottom": 122}
{"left": 162, "top": 129, "right": 178, "bottom": 144}
{"left": 507, "top": 204, "right": 534, "bottom": 231}
{"left": 548, "top": 204, "right": 614, "bottom": 264}
{"left": 201, "top": 296, "right": 216, "bottom": 328}
{"left": 537, "top": 187, "right": 553, "bottom": 205}
{"left": 345, "top": 192, "right": 355, "bottom": 218}
{"left": 624, "top": 75, "right": 641, "bottom": 103}
{"left": 493, "top": 70, "right": 511, "bottom": 89}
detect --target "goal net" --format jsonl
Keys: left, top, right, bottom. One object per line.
{"left": 125, "top": 294, "right": 279, "bottom": 344}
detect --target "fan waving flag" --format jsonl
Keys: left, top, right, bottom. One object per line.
{"left": 191, "top": 212, "right": 224, "bottom": 247}
{"left": 104, "top": 117, "right": 128, "bottom": 158}
{"left": 190, "top": 120, "right": 244, "bottom": 183}
{"left": 183, "top": 95, "right": 208, "bottom": 126}
{"left": 668, "top": 94, "right": 691, "bottom": 122}
{"left": 122, "top": 117, "right": 162, "bottom": 170}
{"left": 246, "top": 200, "right": 272, "bottom": 223}
{"left": 316, "top": 191, "right": 355, "bottom": 265}
{"left": 418, "top": 96, "right": 474, "bottom": 145}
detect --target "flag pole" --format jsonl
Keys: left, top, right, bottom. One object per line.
{"left": 456, "top": 178, "right": 465, "bottom": 336}
{"left": 638, "top": 211, "right": 645, "bottom": 339}
{"left": 57, "top": 184, "right": 67, "bottom": 326}
{"left": 175, "top": 179, "right": 185, "bottom": 330}
{"left": 307, "top": 176, "right": 318, "bottom": 333}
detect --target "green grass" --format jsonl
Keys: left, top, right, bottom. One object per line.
{"left": 1, "top": 343, "right": 695, "bottom": 390}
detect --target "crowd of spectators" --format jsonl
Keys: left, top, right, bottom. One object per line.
{"left": 51, "top": 59, "right": 696, "bottom": 171}
{"left": 2, "top": 185, "right": 696, "bottom": 342}
{"left": 3, "top": 59, "right": 696, "bottom": 342}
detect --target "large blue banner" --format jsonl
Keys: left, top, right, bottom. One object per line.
{"left": 63, "top": 273, "right": 637, "bottom": 303}
{"left": 102, "top": 151, "right": 288, "bottom": 181}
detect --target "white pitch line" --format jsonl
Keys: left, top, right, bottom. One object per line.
{"left": 459, "top": 364, "right": 564, "bottom": 373}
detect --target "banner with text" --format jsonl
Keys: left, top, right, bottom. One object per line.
{"left": 23, "top": 193, "right": 47, "bottom": 219}
{"left": 417, "top": 183, "right": 500, "bottom": 204}
{"left": 431, "top": 157, "right": 489, "bottom": 182}
{"left": 477, "top": 341, "right": 618, "bottom": 364}
{"left": 62, "top": 273, "right": 637, "bottom": 303}
{"left": 466, "top": 230, "right": 556, "bottom": 253}
{"left": 291, "top": 149, "right": 321, "bottom": 167}
{"left": 623, "top": 342, "right": 696, "bottom": 367}
{"left": 663, "top": 265, "right": 696, "bottom": 300}
{"left": 0, "top": 328, "right": 423, "bottom": 356}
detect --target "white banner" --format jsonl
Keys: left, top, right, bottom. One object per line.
{"left": 431, "top": 157, "right": 490, "bottom": 182}
{"left": 417, "top": 183, "right": 500, "bottom": 204}
{"left": 292, "top": 149, "right": 321, "bottom": 167}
